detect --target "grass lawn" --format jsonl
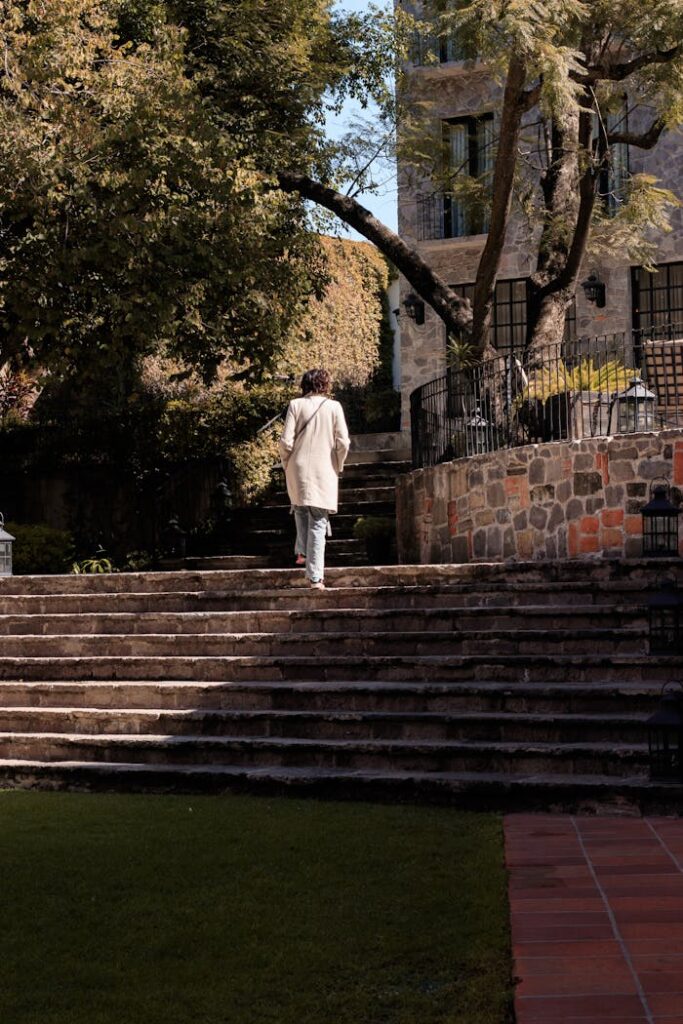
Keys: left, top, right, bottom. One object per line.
{"left": 0, "top": 791, "right": 513, "bottom": 1024}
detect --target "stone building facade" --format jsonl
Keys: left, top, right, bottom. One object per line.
{"left": 397, "top": 11, "right": 683, "bottom": 426}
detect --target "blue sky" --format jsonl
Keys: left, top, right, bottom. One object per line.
{"left": 326, "top": 1, "right": 398, "bottom": 237}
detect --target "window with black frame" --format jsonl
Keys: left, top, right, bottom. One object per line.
{"left": 447, "top": 278, "right": 577, "bottom": 355}
{"left": 632, "top": 263, "right": 683, "bottom": 332}
{"left": 443, "top": 115, "right": 494, "bottom": 238}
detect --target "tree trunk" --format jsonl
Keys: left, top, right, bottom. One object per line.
{"left": 471, "top": 56, "right": 528, "bottom": 356}
{"left": 526, "top": 101, "right": 596, "bottom": 364}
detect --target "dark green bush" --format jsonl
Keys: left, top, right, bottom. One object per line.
{"left": 6, "top": 522, "right": 74, "bottom": 575}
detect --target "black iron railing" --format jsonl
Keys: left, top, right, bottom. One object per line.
{"left": 410, "top": 324, "right": 683, "bottom": 469}
{"left": 417, "top": 192, "right": 490, "bottom": 241}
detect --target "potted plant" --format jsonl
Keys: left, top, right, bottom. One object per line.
{"left": 519, "top": 357, "right": 635, "bottom": 440}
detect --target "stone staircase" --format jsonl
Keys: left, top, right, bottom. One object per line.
{"left": 222, "top": 432, "right": 410, "bottom": 569}
{"left": 0, "top": 559, "right": 681, "bottom": 812}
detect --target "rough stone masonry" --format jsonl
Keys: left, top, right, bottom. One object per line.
{"left": 396, "top": 430, "right": 683, "bottom": 564}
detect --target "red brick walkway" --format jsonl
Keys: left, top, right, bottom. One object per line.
{"left": 505, "top": 814, "right": 683, "bottom": 1024}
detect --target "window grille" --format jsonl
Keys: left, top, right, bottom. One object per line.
{"left": 447, "top": 278, "right": 577, "bottom": 354}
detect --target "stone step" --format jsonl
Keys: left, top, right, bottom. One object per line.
{"left": 0, "top": 680, "right": 663, "bottom": 714}
{"left": 1, "top": 758, "right": 680, "bottom": 813}
{"left": 345, "top": 450, "right": 411, "bottom": 467}
{"left": 0, "top": 581, "right": 659, "bottom": 615}
{"left": 268, "top": 486, "right": 397, "bottom": 507}
{"left": 0, "top": 605, "right": 650, "bottom": 636}
{"left": 349, "top": 432, "right": 409, "bottom": 452}
{"left": 247, "top": 503, "right": 396, "bottom": 523}
{"left": 0, "top": 627, "right": 649, "bottom": 659}
{"left": 0, "top": 731, "right": 651, "bottom": 776}
{"left": 0, "top": 559, "right": 680, "bottom": 596}
{"left": 0, "top": 653, "right": 676, "bottom": 683}
{"left": 0, "top": 707, "right": 652, "bottom": 744}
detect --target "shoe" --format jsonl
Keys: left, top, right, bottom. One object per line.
{"left": 309, "top": 580, "right": 325, "bottom": 590}
{"left": 295, "top": 554, "right": 306, "bottom": 566}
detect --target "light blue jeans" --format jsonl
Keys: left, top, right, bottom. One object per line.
{"left": 293, "top": 505, "right": 330, "bottom": 583}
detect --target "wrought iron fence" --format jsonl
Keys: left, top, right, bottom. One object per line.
{"left": 410, "top": 324, "right": 683, "bottom": 469}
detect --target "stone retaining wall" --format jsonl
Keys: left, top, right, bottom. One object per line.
{"left": 396, "top": 430, "right": 683, "bottom": 564}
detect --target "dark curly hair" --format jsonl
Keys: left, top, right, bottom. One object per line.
{"left": 301, "top": 368, "right": 331, "bottom": 395}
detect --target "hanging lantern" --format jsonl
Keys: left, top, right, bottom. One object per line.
{"left": 0, "top": 514, "right": 15, "bottom": 576}
{"left": 641, "top": 481, "right": 680, "bottom": 558}
{"left": 616, "top": 375, "right": 657, "bottom": 433}
{"left": 465, "top": 408, "right": 490, "bottom": 455}
{"left": 648, "top": 577, "right": 683, "bottom": 655}
{"left": 647, "top": 683, "right": 683, "bottom": 782}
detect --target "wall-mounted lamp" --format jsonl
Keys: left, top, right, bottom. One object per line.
{"left": 581, "top": 272, "right": 606, "bottom": 308}
{"left": 403, "top": 294, "right": 425, "bottom": 326}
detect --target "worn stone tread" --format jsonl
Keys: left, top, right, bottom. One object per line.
{"left": 0, "top": 758, "right": 679, "bottom": 815}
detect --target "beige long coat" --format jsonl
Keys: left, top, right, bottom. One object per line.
{"left": 279, "top": 395, "right": 350, "bottom": 513}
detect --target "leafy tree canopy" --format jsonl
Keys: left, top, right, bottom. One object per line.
{"left": 0, "top": 0, "right": 381, "bottom": 410}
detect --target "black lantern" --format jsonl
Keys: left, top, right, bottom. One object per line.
{"left": 641, "top": 481, "right": 680, "bottom": 558}
{"left": 647, "top": 683, "right": 683, "bottom": 781}
{"left": 581, "top": 271, "right": 606, "bottom": 308}
{"left": 0, "top": 513, "right": 15, "bottom": 576}
{"left": 466, "top": 408, "right": 491, "bottom": 455}
{"left": 403, "top": 294, "right": 425, "bottom": 326}
{"left": 616, "top": 375, "right": 657, "bottom": 433}
{"left": 648, "top": 577, "right": 683, "bottom": 655}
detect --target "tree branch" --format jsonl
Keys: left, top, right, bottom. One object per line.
{"left": 574, "top": 46, "right": 680, "bottom": 84}
{"left": 607, "top": 118, "right": 667, "bottom": 149}
{"left": 276, "top": 171, "right": 473, "bottom": 335}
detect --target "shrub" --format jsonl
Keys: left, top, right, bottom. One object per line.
{"left": 5, "top": 522, "right": 74, "bottom": 575}
{"left": 229, "top": 430, "right": 281, "bottom": 506}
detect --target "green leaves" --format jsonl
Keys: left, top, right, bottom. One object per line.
{"left": 0, "top": 0, "right": 332, "bottom": 409}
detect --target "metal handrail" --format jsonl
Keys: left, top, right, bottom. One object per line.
{"left": 410, "top": 324, "right": 683, "bottom": 469}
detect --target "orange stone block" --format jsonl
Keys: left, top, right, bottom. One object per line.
{"left": 674, "top": 451, "right": 683, "bottom": 486}
{"left": 601, "top": 508, "right": 624, "bottom": 528}
{"left": 595, "top": 452, "right": 609, "bottom": 485}
{"left": 580, "top": 515, "right": 600, "bottom": 534}
{"left": 579, "top": 534, "right": 600, "bottom": 554}
{"left": 625, "top": 515, "right": 642, "bottom": 535}
{"left": 504, "top": 476, "right": 530, "bottom": 508}
{"left": 448, "top": 500, "right": 459, "bottom": 537}
{"left": 602, "top": 527, "right": 623, "bottom": 548}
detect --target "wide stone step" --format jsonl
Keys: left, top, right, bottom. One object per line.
{"left": 0, "top": 605, "right": 649, "bottom": 636}
{"left": 245, "top": 505, "right": 396, "bottom": 527}
{"left": 0, "top": 679, "right": 663, "bottom": 714}
{"left": 0, "top": 731, "right": 651, "bottom": 776}
{"left": 0, "top": 559, "right": 680, "bottom": 597}
{"left": 269, "top": 485, "right": 397, "bottom": 507}
{"left": 0, "top": 707, "right": 652, "bottom": 744}
{"left": 0, "top": 653, "right": 676, "bottom": 683}
{"left": 0, "top": 582, "right": 658, "bottom": 616}
{"left": 0, "top": 758, "right": 679, "bottom": 813}
{"left": 0, "top": 627, "right": 648, "bottom": 658}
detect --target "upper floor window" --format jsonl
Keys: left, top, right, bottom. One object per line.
{"left": 417, "top": 114, "right": 494, "bottom": 240}
{"left": 410, "top": 30, "right": 466, "bottom": 66}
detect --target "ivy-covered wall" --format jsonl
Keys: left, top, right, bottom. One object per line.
{"left": 280, "top": 237, "right": 396, "bottom": 389}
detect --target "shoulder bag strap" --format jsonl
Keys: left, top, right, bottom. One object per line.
{"left": 292, "top": 397, "right": 330, "bottom": 449}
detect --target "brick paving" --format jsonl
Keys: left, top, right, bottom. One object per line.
{"left": 506, "top": 814, "right": 683, "bottom": 1024}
